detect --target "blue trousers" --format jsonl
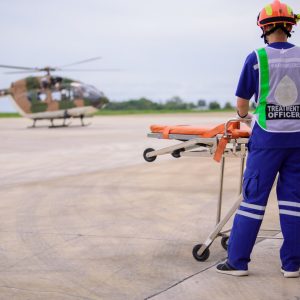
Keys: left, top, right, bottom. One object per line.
{"left": 228, "top": 148, "right": 300, "bottom": 271}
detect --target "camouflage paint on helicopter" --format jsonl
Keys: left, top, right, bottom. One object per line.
{"left": 7, "top": 75, "right": 109, "bottom": 122}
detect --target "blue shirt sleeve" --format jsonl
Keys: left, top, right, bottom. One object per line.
{"left": 235, "top": 51, "right": 258, "bottom": 102}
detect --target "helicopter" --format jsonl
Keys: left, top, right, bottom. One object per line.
{"left": 0, "top": 57, "right": 110, "bottom": 128}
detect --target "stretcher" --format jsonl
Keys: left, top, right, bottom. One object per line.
{"left": 143, "top": 118, "right": 281, "bottom": 262}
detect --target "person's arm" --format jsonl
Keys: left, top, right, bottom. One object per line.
{"left": 236, "top": 97, "right": 250, "bottom": 118}
{"left": 235, "top": 51, "right": 258, "bottom": 120}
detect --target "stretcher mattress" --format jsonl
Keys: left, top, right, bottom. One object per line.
{"left": 150, "top": 122, "right": 251, "bottom": 139}
{"left": 148, "top": 121, "right": 251, "bottom": 162}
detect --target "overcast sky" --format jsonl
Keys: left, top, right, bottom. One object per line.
{"left": 1, "top": 0, "right": 300, "bottom": 112}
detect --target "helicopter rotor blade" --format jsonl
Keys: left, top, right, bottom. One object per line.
{"left": 3, "top": 68, "right": 120, "bottom": 74}
{"left": 0, "top": 64, "right": 38, "bottom": 71}
{"left": 4, "top": 70, "right": 42, "bottom": 74}
{"left": 1, "top": 59, "right": 119, "bottom": 75}
{"left": 57, "top": 57, "right": 102, "bottom": 68}
{"left": 58, "top": 68, "right": 121, "bottom": 72}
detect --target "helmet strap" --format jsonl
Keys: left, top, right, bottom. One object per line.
{"left": 261, "top": 24, "right": 292, "bottom": 44}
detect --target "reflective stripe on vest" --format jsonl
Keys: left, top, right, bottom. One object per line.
{"left": 255, "top": 46, "right": 300, "bottom": 132}
{"left": 256, "top": 48, "right": 269, "bottom": 129}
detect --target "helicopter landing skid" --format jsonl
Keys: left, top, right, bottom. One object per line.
{"left": 48, "top": 123, "right": 71, "bottom": 128}
{"left": 47, "top": 118, "right": 69, "bottom": 128}
{"left": 27, "top": 118, "right": 71, "bottom": 128}
{"left": 28, "top": 115, "right": 92, "bottom": 128}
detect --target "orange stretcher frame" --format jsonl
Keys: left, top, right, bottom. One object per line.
{"left": 145, "top": 119, "right": 251, "bottom": 162}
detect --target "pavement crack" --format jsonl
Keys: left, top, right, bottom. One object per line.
{"left": 144, "top": 261, "right": 221, "bottom": 299}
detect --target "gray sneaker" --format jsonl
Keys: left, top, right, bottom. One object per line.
{"left": 281, "top": 268, "right": 300, "bottom": 278}
{"left": 216, "top": 261, "right": 249, "bottom": 276}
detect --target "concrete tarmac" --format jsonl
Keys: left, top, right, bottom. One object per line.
{"left": 0, "top": 113, "right": 299, "bottom": 300}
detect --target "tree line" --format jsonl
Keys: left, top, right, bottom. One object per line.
{"left": 104, "top": 96, "right": 236, "bottom": 111}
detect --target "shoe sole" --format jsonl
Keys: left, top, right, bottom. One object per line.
{"left": 281, "top": 269, "right": 300, "bottom": 278}
{"left": 216, "top": 269, "right": 249, "bottom": 276}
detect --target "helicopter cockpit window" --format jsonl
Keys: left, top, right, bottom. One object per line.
{"left": 70, "top": 83, "right": 104, "bottom": 101}
{"left": 26, "top": 81, "right": 104, "bottom": 104}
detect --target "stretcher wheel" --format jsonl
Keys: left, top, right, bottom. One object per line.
{"left": 221, "top": 236, "right": 229, "bottom": 251}
{"left": 143, "top": 148, "right": 157, "bottom": 162}
{"left": 171, "top": 149, "right": 182, "bottom": 158}
{"left": 192, "top": 244, "right": 210, "bottom": 261}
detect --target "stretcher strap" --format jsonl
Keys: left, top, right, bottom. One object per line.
{"left": 213, "top": 137, "right": 229, "bottom": 162}
{"left": 162, "top": 125, "right": 190, "bottom": 139}
{"left": 162, "top": 126, "right": 171, "bottom": 139}
{"left": 211, "top": 123, "right": 241, "bottom": 162}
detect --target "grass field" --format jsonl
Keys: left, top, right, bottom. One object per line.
{"left": 0, "top": 113, "right": 21, "bottom": 118}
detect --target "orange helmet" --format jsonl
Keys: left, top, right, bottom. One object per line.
{"left": 257, "top": 0, "right": 297, "bottom": 27}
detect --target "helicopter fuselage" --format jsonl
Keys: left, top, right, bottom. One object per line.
{"left": 3, "top": 75, "right": 109, "bottom": 120}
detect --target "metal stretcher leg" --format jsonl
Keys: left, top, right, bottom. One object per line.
{"left": 219, "top": 156, "right": 245, "bottom": 249}
{"left": 239, "top": 157, "right": 245, "bottom": 194}
{"left": 192, "top": 191, "right": 243, "bottom": 261}
{"left": 216, "top": 157, "right": 225, "bottom": 225}
{"left": 192, "top": 155, "right": 245, "bottom": 261}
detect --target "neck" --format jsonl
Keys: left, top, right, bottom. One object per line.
{"left": 268, "top": 36, "right": 288, "bottom": 43}
{"left": 267, "top": 30, "right": 288, "bottom": 44}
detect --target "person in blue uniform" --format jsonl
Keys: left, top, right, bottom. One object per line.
{"left": 217, "top": 0, "right": 300, "bottom": 277}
